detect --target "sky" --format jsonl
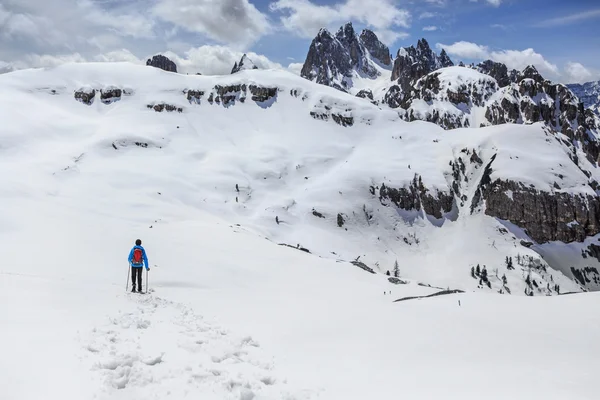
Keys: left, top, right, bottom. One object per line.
{"left": 0, "top": 0, "right": 599, "bottom": 83}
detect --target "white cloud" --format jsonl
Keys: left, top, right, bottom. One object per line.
{"left": 437, "top": 41, "right": 490, "bottom": 59}
{"left": 564, "top": 62, "right": 597, "bottom": 84}
{"left": 93, "top": 49, "right": 142, "bottom": 64}
{"left": 0, "top": 60, "right": 15, "bottom": 74}
{"left": 162, "top": 46, "right": 283, "bottom": 75}
{"left": 418, "top": 12, "right": 438, "bottom": 19}
{"left": 536, "top": 8, "right": 600, "bottom": 27}
{"left": 423, "top": 26, "right": 438, "bottom": 31}
{"left": 269, "top": 0, "right": 410, "bottom": 44}
{"left": 491, "top": 48, "right": 559, "bottom": 77}
{"left": 152, "top": 0, "right": 270, "bottom": 48}
{"left": 469, "top": 0, "right": 502, "bottom": 6}
{"left": 288, "top": 62, "right": 304, "bottom": 76}
{"left": 490, "top": 23, "right": 507, "bottom": 30}
{"left": 437, "top": 41, "right": 560, "bottom": 79}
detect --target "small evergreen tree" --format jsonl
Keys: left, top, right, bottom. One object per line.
{"left": 481, "top": 266, "right": 488, "bottom": 281}
{"left": 507, "top": 257, "right": 514, "bottom": 270}
{"left": 471, "top": 266, "right": 476, "bottom": 278}
{"left": 486, "top": 280, "right": 491, "bottom": 289}
{"left": 476, "top": 264, "right": 481, "bottom": 276}
{"left": 386, "top": 270, "right": 391, "bottom": 276}
{"left": 393, "top": 260, "right": 400, "bottom": 278}
{"left": 502, "top": 274, "right": 507, "bottom": 285}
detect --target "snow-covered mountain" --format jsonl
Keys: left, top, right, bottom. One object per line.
{"left": 568, "top": 80, "right": 600, "bottom": 115}
{"left": 2, "top": 62, "right": 599, "bottom": 295}
{"left": 300, "top": 23, "right": 391, "bottom": 92}
{"left": 3, "top": 52, "right": 600, "bottom": 399}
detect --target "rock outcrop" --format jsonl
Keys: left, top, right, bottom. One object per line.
{"left": 379, "top": 175, "right": 454, "bottom": 219}
{"left": 391, "top": 39, "right": 453, "bottom": 93}
{"left": 74, "top": 87, "right": 95, "bottom": 105}
{"left": 484, "top": 65, "right": 600, "bottom": 163}
{"left": 476, "top": 60, "right": 517, "bottom": 88}
{"left": 146, "top": 55, "right": 177, "bottom": 73}
{"left": 482, "top": 179, "right": 600, "bottom": 243}
{"left": 300, "top": 23, "right": 388, "bottom": 91}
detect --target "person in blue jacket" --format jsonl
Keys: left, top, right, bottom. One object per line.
{"left": 128, "top": 239, "right": 149, "bottom": 292}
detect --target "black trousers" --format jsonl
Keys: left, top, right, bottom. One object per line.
{"left": 131, "top": 267, "right": 143, "bottom": 290}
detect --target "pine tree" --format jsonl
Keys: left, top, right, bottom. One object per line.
{"left": 486, "top": 280, "right": 491, "bottom": 289}
{"left": 482, "top": 266, "right": 488, "bottom": 281}
{"left": 502, "top": 274, "right": 507, "bottom": 285}
{"left": 476, "top": 264, "right": 481, "bottom": 276}
{"left": 393, "top": 260, "right": 400, "bottom": 278}
{"left": 471, "top": 266, "right": 476, "bottom": 278}
{"left": 386, "top": 270, "right": 390, "bottom": 276}
{"left": 507, "top": 257, "right": 514, "bottom": 270}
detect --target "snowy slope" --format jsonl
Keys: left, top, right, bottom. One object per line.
{"left": 2, "top": 62, "right": 600, "bottom": 399}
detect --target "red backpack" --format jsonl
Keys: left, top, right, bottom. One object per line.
{"left": 132, "top": 248, "right": 143, "bottom": 266}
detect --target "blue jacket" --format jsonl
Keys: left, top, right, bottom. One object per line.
{"left": 128, "top": 245, "right": 149, "bottom": 269}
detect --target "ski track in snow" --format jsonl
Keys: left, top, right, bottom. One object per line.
{"left": 82, "top": 292, "right": 317, "bottom": 400}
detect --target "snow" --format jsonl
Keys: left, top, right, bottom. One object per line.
{"left": 1, "top": 62, "right": 600, "bottom": 399}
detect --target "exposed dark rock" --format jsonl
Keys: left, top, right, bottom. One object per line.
{"left": 351, "top": 260, "right": 375, "bottom": 274}
{"left": 331, "top": 113, "right": 354, "bottom": 127}
{"left": 312, "top": 209, "right": 325, "bottom": 218}
{"left": 100, "top": 87, "right": 122, "bottom": 103}
{"left": 231, "top": 54, "right": 258, "bottom": 74}
{"left": 394, "top": 289, "right": 464, "bottom": 302}
{"left": 570, "top": 266, "right": 600, "bottom": 287}
{"left": 388, "top": 277, "right": 408, "bottom": 285}
{"left": 380, "top": 176, "right": 454, "bottom": 219}
{"left": 151, "top": 103, "right": 182, "bottom": 112}
{"left": 476, "top": 60, "right": 515, "bottom": 87}
{"left": 359, "top": 29, "right": 391, "bottom": 66}
{"left": 146, "top": 55, "right": 177, "bottom": 73}
{"left": 248, "top": 85, "right": 277, "bottom": 102}
{"left": 337, "top": 213, "right": 345, "bottom": 227}
{"left": 391, "top": 38, "right": 453, "bottom": 92}
{"left": 483, "top": 179, "right": 600, "bottom": 243}
{"left": 186, "top": 90, "right": 204, "bottom": 102}
{"left": 279, "top": 243, "right": 311, "bottom": 253}
{"left": 300, "top": 23, "right": 383, "bottom": 91}
{"left": 356, "top": 89, "right": 374, "bottom": 100}
{"left": 74, "top": 88, "right": 95, "bottom": 105}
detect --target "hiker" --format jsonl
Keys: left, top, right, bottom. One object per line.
{"left": 128, "top": 239, "right": 149, "bottom": 293}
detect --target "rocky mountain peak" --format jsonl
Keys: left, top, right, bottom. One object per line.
{"left": 146, "top": 55, "right": 177, "bottom": 73}
{"left": 391, "top": 38, "right": 454, "bottom": 93}
{"left": 519, "top": 65, "right": 544, "bottom": 83}
{"left": 359, "top": 29, "right": 391, "bottom": 66}
{"left": 300, "top": 23, "right": 385, "bottom": 91}
{"left": 231, "top": 54, "right": 258, "bottom": 74}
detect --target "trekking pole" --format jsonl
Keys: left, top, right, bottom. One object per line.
{"left": 146, "top": 269, "right": 149, "bottom": 294}
{"left": 125, "top": 264, "right": 130, "bottom": 291}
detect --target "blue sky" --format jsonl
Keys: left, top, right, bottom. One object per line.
{"left": 1, "top": 0, "right": 599, "bottom": 82}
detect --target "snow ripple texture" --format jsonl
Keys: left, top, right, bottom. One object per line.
{"left": 82, "top": 293, "right": 317, "bottom": 400}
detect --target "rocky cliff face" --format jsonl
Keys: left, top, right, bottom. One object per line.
{"left": 359, "top": 29, "right": 391, "bottom": 66}
{"left": 476, "top": 60, "right": 517, "bottom": 88}
{"left": 482, "top": 179, "right": 600, "bottom": 243}
{"left": 231, "top": 54, "right": 259, "bottom": 74}
{"left": 391, "top": 39, "right": 453, "bottom": 93}
{"left": 484, "top": 65, "right": 600, "bottom": 164}
{"left": 146, "top": 55, "right": 177, "bottom": 73}
{"left": 300, "top": 23, "right": 389, "bottom": 91}
{"left": 379, "top": 175, "right": 455, "bottom": 219}
{"left": 567, "top": 80, "right": 600, "bottom": 115}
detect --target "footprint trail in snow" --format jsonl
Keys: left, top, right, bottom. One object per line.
{"left": 82, "top": 293, "right": 318, "bottom": 400}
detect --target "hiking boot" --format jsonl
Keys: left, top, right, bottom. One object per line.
{"left": 138, "top": 287, "right": 143, "bottom": 293}
{"left": 131, "top": 287, "right": 136, "bottom": 293}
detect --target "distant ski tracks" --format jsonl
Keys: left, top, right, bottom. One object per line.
{"left": 81, "top": 293, "right": 318, "bottom": 400}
